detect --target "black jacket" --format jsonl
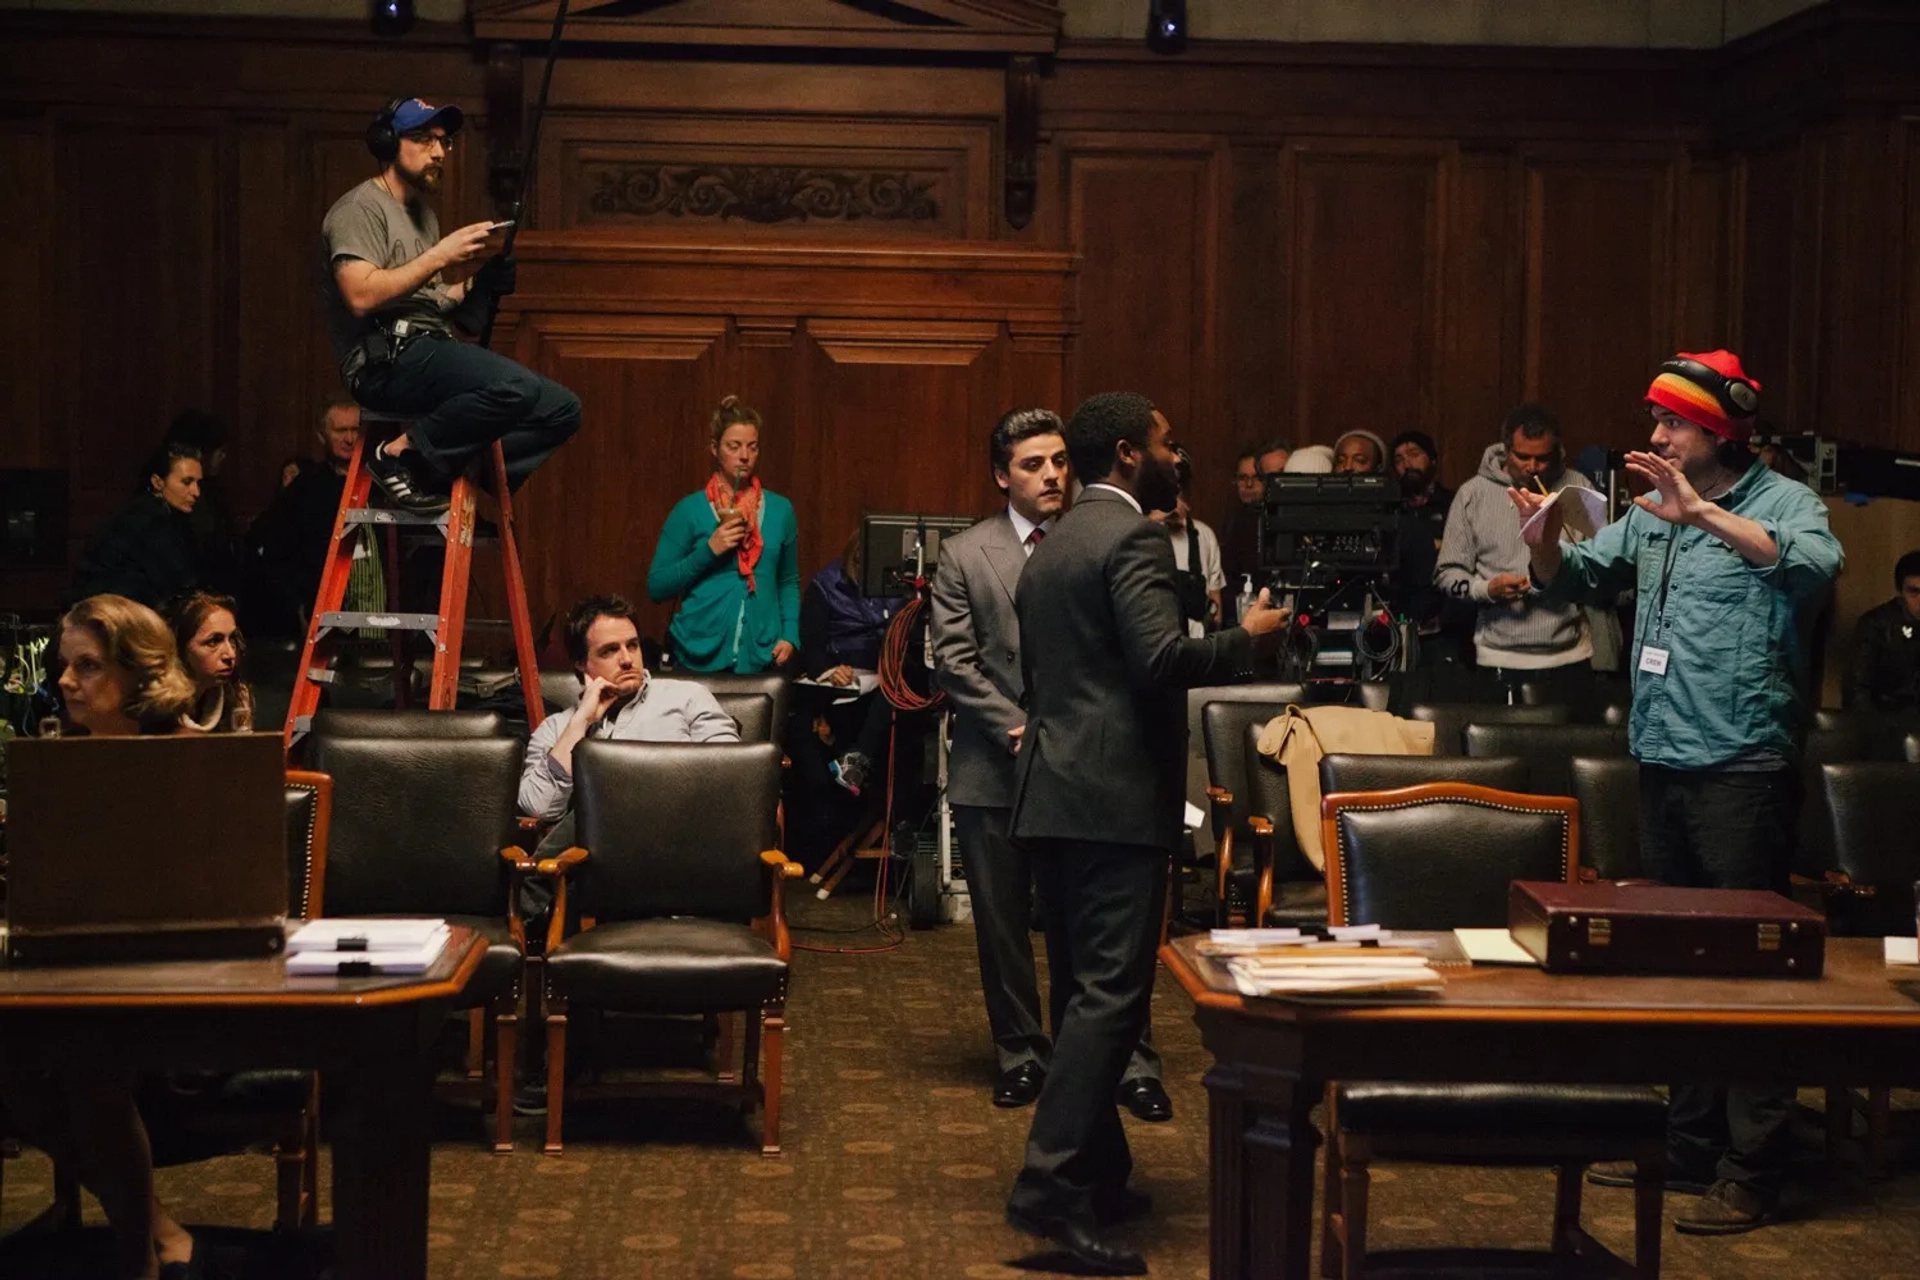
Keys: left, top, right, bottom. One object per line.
{"left": 1010, "top": 486, "right": 1254, "bottom": 851}
{"left": 1846, "top": 598, "right": 1920, "bottom": 712}
{"left": 71, "top": 495, "right": 203, "bottom": 610}
{"left": 245, "top": 462, "right": 346, "bottom": 637}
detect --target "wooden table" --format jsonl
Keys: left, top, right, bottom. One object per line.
{"left": 1162, "top": 935, "right": 1920, "bottom": 1280}
{"left": 0, "top": 927, "right": 486, "bottom": 1280}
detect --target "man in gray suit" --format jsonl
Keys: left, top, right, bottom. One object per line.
{"left": 1002, "top": 392, "right": 1287, "bottom": 1274}
{"left": 932, "top": 408, "right": 1168, "bottom": 1118}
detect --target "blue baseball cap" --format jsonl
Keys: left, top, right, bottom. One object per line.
{"left": 391, "top": 98, "right": 463, "bottom": 136}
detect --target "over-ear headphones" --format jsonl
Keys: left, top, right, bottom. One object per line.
{"left": 365, "top": 97, "right": 408, "bottom": 163}
{"left": 1661, "top": 356, "right": 1760, "bottom": 420}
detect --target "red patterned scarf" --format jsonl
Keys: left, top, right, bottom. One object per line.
{"left": 704, "top": 471, "right": 765, "bottom": 592}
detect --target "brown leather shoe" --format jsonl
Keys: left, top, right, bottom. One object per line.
{"left": 1673, "top": 1179, "right": 1776, "bottom": 1235}
{"left": 1586, "top": 1159, "right": 1709, "bottom": 1196}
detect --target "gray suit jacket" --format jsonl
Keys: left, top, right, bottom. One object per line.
{"left": 930, "top": 510, "right": 1029, "bottom": 808}
{"left": 1010, "top": 487, "right": 1255, "bottom": 852}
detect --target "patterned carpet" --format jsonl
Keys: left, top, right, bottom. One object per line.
{"left": 4, "top": 890, "right": 1920, "bottom": 1279}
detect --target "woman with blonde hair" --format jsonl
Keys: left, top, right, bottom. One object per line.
{"left": 167, "top": 590, "right": 255, "bottom": 733}
{"left": 1, "top": 593, "right": 200, "bottom": 1277}
{"left": 646, "top": 395, "right": 802, "bottom": 674}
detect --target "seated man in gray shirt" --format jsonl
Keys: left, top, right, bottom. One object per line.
{"left": 520, "top": 593, "right": 739, "bottom": 820}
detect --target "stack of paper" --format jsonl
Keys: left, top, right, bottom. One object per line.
{"left": 286, "top": 918, "right": 450, "bottom": 975}
{"left": 1204, "top": 927, "right": 1445, "bottom": 997}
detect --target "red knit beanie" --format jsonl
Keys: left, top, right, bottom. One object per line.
{"left": 1645, "top": 350, "right": 1761, "bottom": 443}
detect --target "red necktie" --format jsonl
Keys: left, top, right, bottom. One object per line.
{"left": 1027, "top": 528, "right": 1046, "bottom": 548}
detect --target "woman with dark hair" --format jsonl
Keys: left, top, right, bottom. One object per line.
{"left": 2, "top": 594, "right": 199, "bottom": 1277}
{"left": 71, "top": 441, "right": 208, "bottom": 611}
{"left": 168, "top": 590, "right": 254, "bottom": 733}
{"left": 646, "top": 395, "right": 801, "bottom": 674}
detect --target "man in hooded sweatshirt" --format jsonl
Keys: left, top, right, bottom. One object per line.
{"left": 1435, "top": 404, "right": 1596, "bottom": 702}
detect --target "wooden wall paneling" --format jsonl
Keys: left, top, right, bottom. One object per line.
{"left": 793, "top": 320, "right": 1007, "bottom": 579}
{"left": 52, "top": 114, "right": 224, "bottom": 554}
{"left": 1061, "top": 136, "right": 1222, "bottom": 494}
{"left": 1673, "top": 153, "right": 1735, "bottom": 357}
{"left": 1219, "top": 142, "right": 1284, "bottom": 487}
{"left": 231, "top": 115, "right": 308, "bottom": 521}
{"left": 1278, "top": 138, "right": 1450, "bottom": 470}
{"left": 1811, "top": 119, "right": 1904, "bottom": 449}
{"left": 1521, "top": 147, "right": 1681, "bottom": 457}
{"left": 1733, "top": 140, "right": 1799, "bottom": 422}
{"left": 0, "top": 117, "right": 49, "bottom": 468}
{"left": 1437, "top": 149, "right": 1524, "bottom": 487}
{"left": 506, "top": 314, "right": 730, "bottom": 636}
{"left": 547, "top": 113, "right": 995, "bottom": 240}
{"left": 1899, "top": 121, "right": 1920, "bottom": 450}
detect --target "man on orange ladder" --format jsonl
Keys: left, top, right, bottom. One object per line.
{"left": 321, "top": 97, "right": 580, "bottom": 514}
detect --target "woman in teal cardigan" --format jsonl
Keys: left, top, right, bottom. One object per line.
{"left": 647, "top": 396, "right": 801, "bottom": 673}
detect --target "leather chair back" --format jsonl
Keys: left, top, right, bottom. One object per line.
{"left": 1567, "top": 755, "right": 1641, "bottom": 881}
{"left": 1320, "top": 753, "right": 1529, "bottom": 797}
{"left": 1185, "top": 684, "right": 1306, "bottom": 859}
{"left": 1796, "top": 720, "right": 1874, "bottom": 876}
{"left": 309, "top": 736, "right": 521, "bottom": 918}
{"left": 1238, "top": 721, "right": 1313, "bottom": 881}
{"left": 540, "top": 670, "right": 581, "bottom": 715}
{"left": 312, "top": 708, "right": 509, "bottom": 739}
{"left": 284, "top": 770, "right": 332, "bottom": 918}
{"left": 573, "top": 741, "right": 783, "bottom": 924}
{"left": 1821, "top": 762, "right": 1920, "bottom": 936}
{"left": 1908, "top": 732, "right": 1920, "bottom": 765}
{"left": 683, "top": 673, "right": 791, "bottom": 743}
{"left": 1408, "top": 701, "right": 1568, "bottom": 756}
{"left": 713, "top": 692, "right": 775, "bottom": 743}
{"left": 1464, "top": 723, "right": 1630, "bottom": 796}
{"left": 1203, "top": 701, "right": 1293, "bottom": 828}
{"left": 1324, "top": 783, "right": 1578, "bottom": 929}
{"left": 1520, "top": 674, "right": 1632, "bottom": 725}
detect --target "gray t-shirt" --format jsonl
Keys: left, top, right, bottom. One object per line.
{"left": 319, "top": 178, "right": 454, "bottom": 368}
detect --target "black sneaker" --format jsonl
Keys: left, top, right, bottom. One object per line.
{"left": 365, "top": 445, "right": 450, "bottom": 514}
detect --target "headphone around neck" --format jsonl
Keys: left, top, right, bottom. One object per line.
{"left": 365, "top": 97, "right": 408, "bottom": 164}
{"left": 1660, "top": 356, "right": 1759, "bottom": 420}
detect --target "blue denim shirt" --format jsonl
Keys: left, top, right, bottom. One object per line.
{"left": 1538, "top": 461, "right": 1842, "bottom": 769}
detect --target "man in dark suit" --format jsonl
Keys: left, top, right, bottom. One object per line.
{"left": 932, "top": 408, "right": 1170, "bottom": 1119}
{"left": 1004, "top": 392, "right": 1287, "bottom": 1274}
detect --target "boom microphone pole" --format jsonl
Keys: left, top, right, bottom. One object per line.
{"left": 479, "top": 0, "right": 571, "bottom": 350}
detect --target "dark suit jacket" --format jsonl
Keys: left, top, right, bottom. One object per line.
{"left": 930, "top": 510, "right": 1029, "bottom": 809}
{"left": 1010, "top": 486, "right": 1254, "bottom": 851}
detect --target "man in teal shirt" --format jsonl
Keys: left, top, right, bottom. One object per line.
{"left": 1513, "top": 349, "right": 1842, "bottom": 1236}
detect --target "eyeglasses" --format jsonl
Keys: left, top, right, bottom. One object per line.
{"left": 402, "top": 131, "right": 454, "bottom": 153}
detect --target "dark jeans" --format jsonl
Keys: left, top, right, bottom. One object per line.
{"left": 355, "top": 334, "right": 580, "bottom": 491}
{"left": 1006, "top": 838, "right": 1166, "bottom": 1227}
{"left": 954, "top": 806, "right": 1160, "bottom": 1082}
{"left": 1639, "top": 763, "right": 1800, "bottom": 1200}
{"left": 1471, "top": 657, "right": 1592, "bottom": 706}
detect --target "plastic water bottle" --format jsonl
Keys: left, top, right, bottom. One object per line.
{"left": 1235, "top": 575, "right": 1254, "bottom": 623}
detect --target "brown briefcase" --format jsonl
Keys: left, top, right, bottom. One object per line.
{"left": 1508, "top": 881, "right": 1826, "bottom": 978}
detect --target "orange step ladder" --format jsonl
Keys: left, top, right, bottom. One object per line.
{"left": 283, "top": 412, "right": 546, "bottom": 749}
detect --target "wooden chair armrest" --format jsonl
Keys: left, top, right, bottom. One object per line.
{"left": 517, "top": 816, "right": 546, "bottom": 832}
{"left": 1205, "top": 786, "right": 1234, "bottom": 842}
{"left": 535, "top": 846, "right": 590, "bottom": 878}
{"left": 1247, "top": 816, "right": 1276, "bottom": 925}
{"left": 1214, "top": 825, "right": 1236, "bottom": 915}
{"left": 760, "top": 849, "right": 803, "bottom": 878}
{"left": 499, "top": 846, "right": 538, "bottom": 873}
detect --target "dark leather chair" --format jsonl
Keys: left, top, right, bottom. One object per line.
{"left": 1317, "top": 782, "right": 1665, "bottom": 1280}
{"left": 1817, "top": 760, "right": 1920, "bottom": 1178}
{"left": 1186, "top": 682, "right": 1307, "bottom": 862}
{"left": 1795, "top": 720, "right": 1874, "bottom": 878}
{"left": 684, "top": 672, "right": 792, "bottom": 744}
{"left": 1521, "top": 673, "right": 1632, "bottom": 725}
{"left": 540, "top": 669, "right": 581, "bottom": 715}
{"left": 1408, "top": 700, "right": 1568, "bottom": 756}
{"left": 310, "top": 708, "right": 510, "bottom": 739}
{"left": 541, "top": 741, "right": 798, "bottom": 1156}
{"left": 1200, "top": 699, "right": 1296, "bottom": 925}
{"left": 712, "top": 691, "right": 776, "bottom": 743}
{"left": 1568, "top": 756, "right": 1642, "bottom": 881}
{"left": 308, "top": 735, "right": 528, "bottom": 1153}
{"left": 1908, "top": 732, "right": 1920, "bottom": 765}
{"left": 1464, "top": 723, "right": 1630, "bottom": 797}
{"left": 285, "top": 769, "right": 332, "bottom": 921}
{"left": 1228, "top": 720, "right": 1329, "bottom": 929}
{"left": 1319, "top": 753, "right": 1529, "bottom": 797}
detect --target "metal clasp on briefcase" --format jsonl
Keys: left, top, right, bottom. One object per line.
{"left": 1758, "top": 922, "right": 1782, "bottom": 952}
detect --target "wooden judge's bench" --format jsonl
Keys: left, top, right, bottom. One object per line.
{"left": 490, "top": 234, "right": 1079, "bottom": 640}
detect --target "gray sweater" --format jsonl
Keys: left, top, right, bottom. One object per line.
{"left": 1434, "top": 444, "right": 1594, "bottom": 667}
